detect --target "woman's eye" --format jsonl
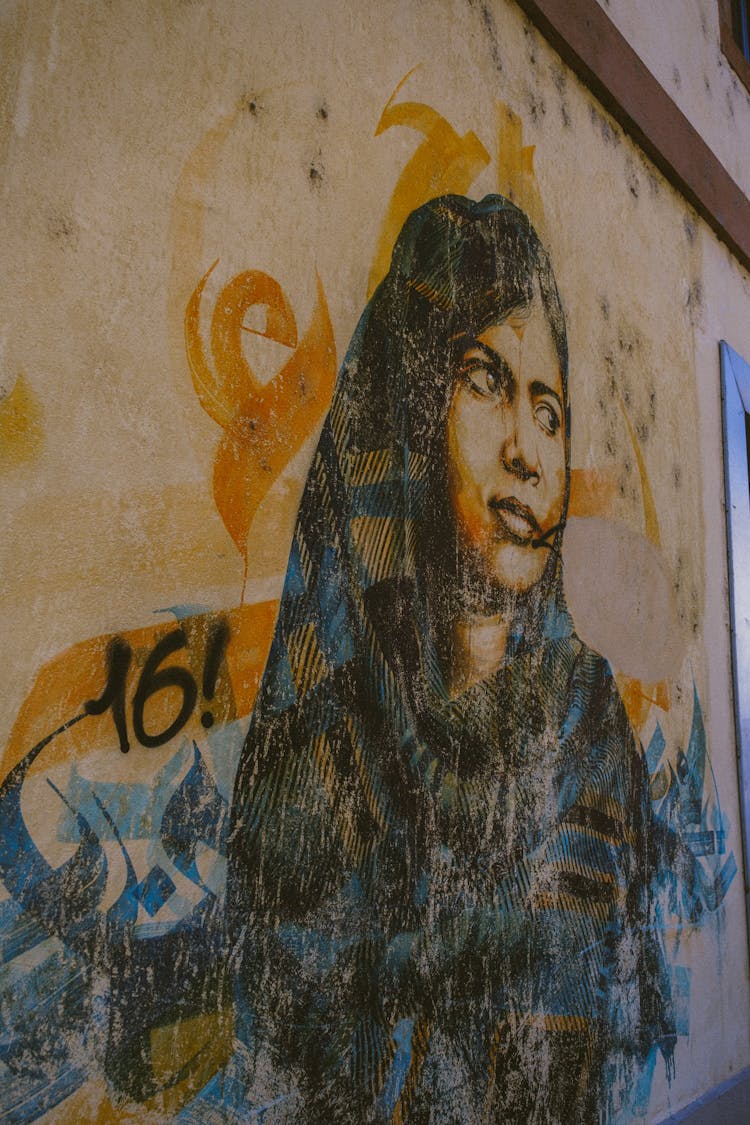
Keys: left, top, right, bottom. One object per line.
{"left": 462, "top": 362, "right": 502, "bottom": 399}
{"left": 535, "top": 401, "right": 560, "bottom": 435}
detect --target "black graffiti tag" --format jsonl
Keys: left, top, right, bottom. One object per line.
{"left": 84, "top": 619, "right": 230, "bottom": 753}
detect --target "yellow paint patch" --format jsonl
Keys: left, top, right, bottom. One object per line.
{"left": 150, "top": 1008, "right": 233, "bottom": 1095}
{"left": 618, "top": 674, "right": 671, "bottom": 735}
{"left": 41, "top": 1011, "right": 233, "bottom": 1122}
{"left": 37, "top": 1081, "right": 122, "bottom": 1125}
{"left": 616, "top": 386, "right": 661, "bottom": 548}
{"left": 496, "top": 102, "right": 546, "bottom": 239}
{"left": 367, "top": 71, "right": 490, "bottom": 298}
{"left": 392, "top": 1018, "right": 431, "bottom": 1125}
{"left": 0, "top": 374, "right": 43, "bottom": 468}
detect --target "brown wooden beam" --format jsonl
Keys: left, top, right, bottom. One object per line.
{"left": 514, "top": 0, "right": 750, "bottom": 274}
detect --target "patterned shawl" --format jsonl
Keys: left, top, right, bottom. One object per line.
{"left": 227, "top": 195, "right": 674, "bottom": 1123}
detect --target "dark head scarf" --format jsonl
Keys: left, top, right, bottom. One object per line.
{"left": 334, "top": 193, "right": 570, "bottom": 631}
{"left": 228, "top": 195, "right": 673, "bottom": 1122}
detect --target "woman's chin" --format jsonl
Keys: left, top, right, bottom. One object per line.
{"left": 451, "top": 553, "right": 544, "bottom": 615}
{"left": 480, "top": 540, "right": 548, "bottom": 597}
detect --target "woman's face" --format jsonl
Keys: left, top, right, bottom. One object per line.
{"left": 446, "top": 296, "right": 566, "bottom": 598}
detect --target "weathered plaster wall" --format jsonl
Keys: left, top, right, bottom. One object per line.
{"left": 599, "top": 0, "right": 750, "bottom": 201}
{"left": 1, "top": 1, "right": 749, "bottom": 1120}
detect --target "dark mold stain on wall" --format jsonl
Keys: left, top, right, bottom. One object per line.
{"left": 685, "top": 279, "right": 704, "bottom": 327}
{"left": 625, "top": 158, "right": 641, "bottom": 200}
{"left": 595, "top": 316, "right": 658, "bottom": 510}
{"left": 524, "top": 23, "right": 538, "bottom": 67}
{"left": 527, "top": 89, "right": 546, "bottom": 122}
{"left": 551, "top": 64, "right": 572, "bottom": 127}
{"left": 589, "top": 104, "right": 620, "bottom": 147}
{"left": 308, "top": 151, "right": 324, "bottom": 188}
{"left": 690, "top": 599, "right": 700, "bottom": 633}
{"left": 46, "top": 208, "right": 79, "bottom": 249}
{"left": 467, "top": 0, "right": 503, "bottom": 73}
{"left": 674, "top": 552, "right": 685, "bottom": 605}
{"left": 699, "top": 4, "right": 708, "bottom": 36}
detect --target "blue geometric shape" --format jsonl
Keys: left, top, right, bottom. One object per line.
{"left": 160, "top": 744, "right": 229, "bottom": 887}
{"left": 157, "top": 604, "right": 212, "bottom": 621}
{"left": 681, "top": 686, "right": 707, "bottom": 825}
{"left": 57, "top": 747, "right": 189, "bottom": 843}
{"left": 645, "top": 723, "right": 666, "bottom": 777}
{"left": 0, "top": 899, "right": 48, "bottom": 966}
{"left": 134, "top": 866, "right": 175, "bottom": 917}
{"left": 375, "top": 1017, "right": 414, "bottom": 1119}
{"left": 265, "top": 631, "right": 297, "bottom": 712}
{"left": 673, "top": 965, "right": 691, "bottom": 1036}
{"left": 284, "top": 534, "right": 307, "bottom": 598}
{"left": 686, "top": 830, "right": 717, "bottom": 856}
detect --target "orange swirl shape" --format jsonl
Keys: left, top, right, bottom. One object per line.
{"left": 185, "top": 264, "right": 337, "bottom": 592}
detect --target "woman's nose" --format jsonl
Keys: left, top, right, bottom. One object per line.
{"left": 500, "top": 403, "right": 540, "bottom": 483}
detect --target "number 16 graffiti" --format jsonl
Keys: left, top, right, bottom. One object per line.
{"left": 84, "top": 618, "right": 231, "bottom": 753}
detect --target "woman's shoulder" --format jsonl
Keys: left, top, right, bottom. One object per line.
{"left": 560, "top": 628, "right": 648, "bottom": 802}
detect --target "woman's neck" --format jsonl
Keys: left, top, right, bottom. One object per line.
{"left": 446, "top": 611, "right": 510, "bottom": 698}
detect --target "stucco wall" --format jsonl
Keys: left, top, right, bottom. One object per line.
{"left": 1, "top": 1, "right": 749, "bottom": 1120}
{"left": 600, "top": 0, "right": 750, "bottom": 201}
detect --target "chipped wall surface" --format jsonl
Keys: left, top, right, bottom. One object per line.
{"left": 600, "top": 0, "right": 750, "bottom": 200}
{"left": 1, "top": 0, "right": 750, "bottom": 1120}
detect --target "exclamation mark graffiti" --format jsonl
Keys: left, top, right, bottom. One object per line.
{"left": 200, "top": 617, "right": 231, "bottom": 729}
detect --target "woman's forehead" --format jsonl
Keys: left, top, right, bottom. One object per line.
{"left": 471, "top": 300, "right": 563, "bottom": 396}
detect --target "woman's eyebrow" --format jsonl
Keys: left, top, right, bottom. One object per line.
{"left": 530, "top": 379, "right": 562, "bottom": 411}
{"left": 469, "top": 340, "right": 514, "bottom": 380}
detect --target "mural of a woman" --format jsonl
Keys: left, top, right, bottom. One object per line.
{"left": 227, "top": 195, "right": 675, "bottom": 1122}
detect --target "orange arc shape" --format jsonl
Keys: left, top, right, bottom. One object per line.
{"left": 210, "top": 270, "right": 299, "bottom": 413}
{"left": 211, "top": 273, "right": 337, "bottom": 568}
{"left": 185, "top": 259, "right": 232, "bottom": 430}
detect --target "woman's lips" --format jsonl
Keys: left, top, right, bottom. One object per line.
{"left": 488, "top": 497, "right": 541, "bottom": 544}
